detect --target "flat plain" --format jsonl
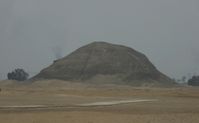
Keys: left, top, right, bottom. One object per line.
{"left": 0, "top": 80, "right": 199, "bottom": 123}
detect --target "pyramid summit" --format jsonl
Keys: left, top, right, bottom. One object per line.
{"left": 34, "top": 42, "right": 175, "bottom": 86}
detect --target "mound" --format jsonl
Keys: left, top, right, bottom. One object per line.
{"left": 33, "top": 42, "right": 175, "bottom": 86}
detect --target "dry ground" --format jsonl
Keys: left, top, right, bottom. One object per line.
{"left": 0, "top": 80, "right": 199, "bottom": 123}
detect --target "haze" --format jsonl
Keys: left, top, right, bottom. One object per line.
{"left": 0, "top": 0, "right": 199, "bottom": 80}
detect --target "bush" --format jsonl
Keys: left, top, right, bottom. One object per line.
{"left": 188, "top": 75, "right": 199, "bottom": 86}
{"left": 7, "top": 69, "right": 29, "bottom": 81}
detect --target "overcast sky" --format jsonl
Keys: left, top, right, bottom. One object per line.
{"left": 0, "top": 0, "right": 199, "bottom": 80}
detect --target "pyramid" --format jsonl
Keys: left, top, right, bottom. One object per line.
{"left": 34, "top": 42, "right": 175, "bottom": 86}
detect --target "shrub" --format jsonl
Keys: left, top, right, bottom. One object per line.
{"left": 7, "top": 69, "right": 29, "bottom": 81}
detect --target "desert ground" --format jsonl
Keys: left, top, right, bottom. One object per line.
{"left": 0, "top": 80, "right": 199, "bottom": 123}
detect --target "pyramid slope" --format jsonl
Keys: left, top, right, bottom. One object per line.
{"left": 34, "top": 42, "right": 175, "bottom": 86}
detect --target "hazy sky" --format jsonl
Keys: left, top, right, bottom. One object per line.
{"left": 0, "top": 0, "right": 199, "bottom": 80}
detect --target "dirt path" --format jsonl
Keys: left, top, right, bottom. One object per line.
{"left": 0, "top": 99, "right": 158, "bottom": 112}
{"left": 77, "top": 99, "right": 158, "bottom": 106}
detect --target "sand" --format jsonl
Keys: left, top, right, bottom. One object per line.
{"left": 0, "top": 80, "right": 198, "bottom": 123}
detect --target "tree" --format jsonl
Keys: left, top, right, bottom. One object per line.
{"left": 7, "top": 69, "right": 29, "bottom": 81}
{"left": 188, "top": 75, "right": 199, "bottom": 86}
{"left": 182, "top": 76, "right": 186, "bottom": 83}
